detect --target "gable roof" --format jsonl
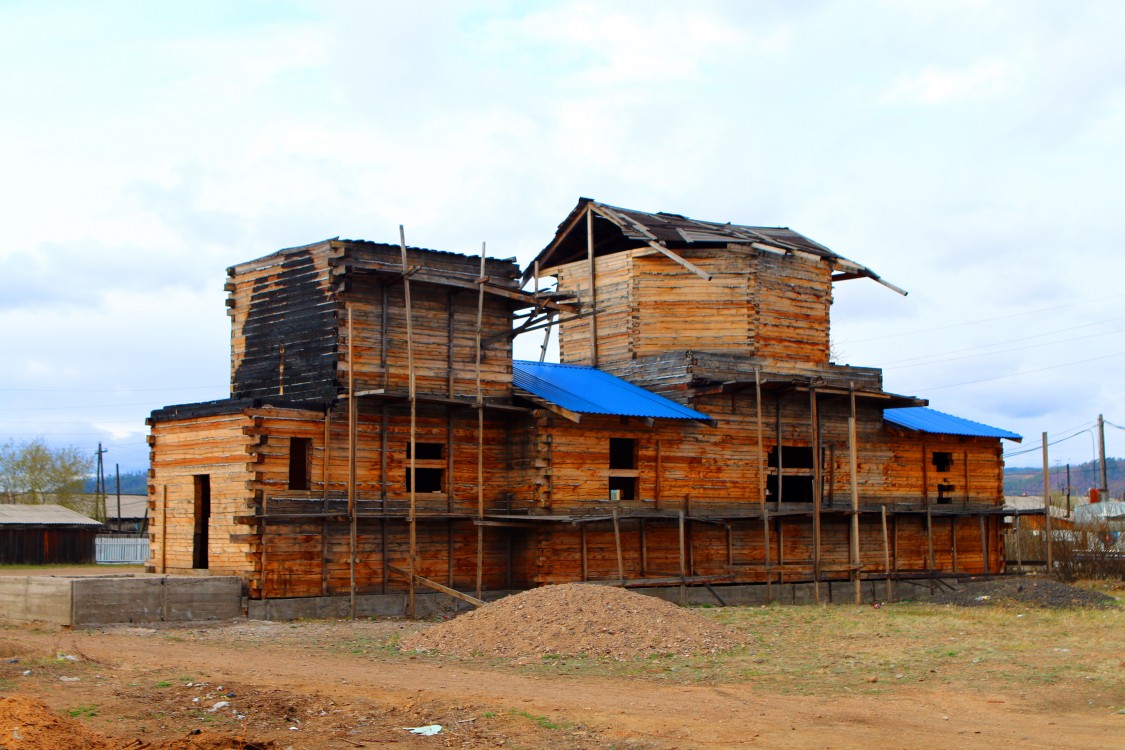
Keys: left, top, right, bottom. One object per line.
{"left": 885, "top": 407, "right": 1022, "bottom": 441}
{"left": 513, "top": 360, "right": 712, "bottom": 423}
{"left": 0, "top": 504, "right": 102, "bottom": 526}
{"left": 527, "top": 198, "right": 905, "bottom": 295}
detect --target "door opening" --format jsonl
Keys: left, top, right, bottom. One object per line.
{"left": 193, "top": 474, "right": 211, "bottom": 569}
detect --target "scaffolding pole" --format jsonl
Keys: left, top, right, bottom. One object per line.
{"left": 400, "top": 227, "right": 418, "bottom": 619}
{"left": 476, "top": 244, "right": 486, "bottom": 600}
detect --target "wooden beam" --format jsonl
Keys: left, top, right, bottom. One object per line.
{"left": 586, "top": 207, "right": 598, "bottom": 367}
{"left": 400, "top": 226, "right": 417, "bottom": 620}
{"left": 476, "top": 244, "right": 486, "bottom": 600}
{"left": 810, "top": 385, "right": 822, "bottom": 603}
{"left": 756, "top": 367, "right": 770, "bottom": 600}
{"left": 347, "top": 303, "right": 357, "bottom": 619}
{"left": 388, "top": 564, "right": 485, "bottom": 608}
{"left": 849, "top": 385, "right": 861, "bottom": 605}
{"left": 613, "top": 508, "right": 625, "bottom": 582}
{"left": 881, "top": 505, "right": 892, "bottom": 602}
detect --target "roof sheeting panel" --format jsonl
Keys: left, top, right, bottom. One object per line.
{"left": 0, "top": 504, "right": 102, "bottom": 526}
{"left": 513, "top": 361, "right": 711, "bottom": 421}
{"left": 885, "top": 407, "right": 1021, "bottom": 441}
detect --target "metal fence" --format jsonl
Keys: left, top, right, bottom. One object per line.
{"left": 95, "top": 534, "right": 150, "bottom": 564}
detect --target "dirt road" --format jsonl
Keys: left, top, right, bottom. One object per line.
{"left": 3, "top": 621, "right": 1120, "bottom": 749}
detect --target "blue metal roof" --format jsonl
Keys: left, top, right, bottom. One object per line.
{"left": 513, "top": 360, "right": 711, "bottom": 422}
{"left": 885, "top": 407, "right": 1022, "bottom": 441}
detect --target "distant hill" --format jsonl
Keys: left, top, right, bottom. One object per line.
{"left": 1005, "top": 457, "right": 1123, "bottom": 499}
{"left": 83, "top": 469, "right": 148, "bottom": 495}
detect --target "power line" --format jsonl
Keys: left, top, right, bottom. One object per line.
{"left": 846, "top": 293, "right": 1125, "bottom": 344}
{"left": 906, "top": 350, "right": 1125, "bottom": 393}
{"left": 880, "top": 323, "right": 1125, "bottom": 370}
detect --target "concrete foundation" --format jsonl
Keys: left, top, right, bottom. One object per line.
{"left": 0, "top": 575, "right": 242, "bottom": 626}
{"left": 245, "top": 578, "right": 954, "bottom": 620}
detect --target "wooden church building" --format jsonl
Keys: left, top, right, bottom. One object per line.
{"left": 147, "top": 199, "right": 1021, "bottom": 610}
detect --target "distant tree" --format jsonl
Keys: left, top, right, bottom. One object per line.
{"left": 0, "top": 438, "right": 94, "bottom": 508}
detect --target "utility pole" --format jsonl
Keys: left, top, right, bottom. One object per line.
{"left": 95, "top": 443, "right": 107, "bottom": 522}
{"left": 1042, "top": 432, "right": 1052, "bottom": 575}
{"left": 1097, "top": 414, "right": 1108, "bottom": 501}
{"left": 115, "top": 463, "right": 121, "bottom": 534}
{"left": 1065, "top": 464, "right": 1071, "bottom": 518}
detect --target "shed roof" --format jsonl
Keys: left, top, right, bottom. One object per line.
{"left": 885, "top": 407, "right": 1022, "bottom": 441}
{"left": 513, "top": 361, "right": 712, "bottom": 423}
{"left": 0, "top": 504, "right": 102, "bottom": 526}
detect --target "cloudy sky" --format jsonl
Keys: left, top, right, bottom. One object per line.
{"left": 1, "top": 0, "right": 1122, "bottom": 479}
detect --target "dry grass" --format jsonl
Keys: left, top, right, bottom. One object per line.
{"left": 468, "top": 584, "right": 1125, "bottom": 710}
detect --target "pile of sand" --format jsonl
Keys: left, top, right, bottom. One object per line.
{"left": 400, "top": 583, "right": 741, "bottom": 660}
{"left": 0, "top": 694, "right": 117, "bottom": 750}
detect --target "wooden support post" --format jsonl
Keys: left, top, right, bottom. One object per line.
{"left": 1015, "top": 515, "right": 1022, "bottom": 572}
{"left": 475, "top": 244, "right": 486, "bottom": 600}
{"left": 586, "top": 207, "right": 598, "bottom": 367}
{"left": 347, "top": 304, "right": 357, "bottom": 619}
{"left": 322, "top": 409, "right": 331, "bottom": 596}
{"left": 756, "top": 367, "right": 771, "bottom": 600}
{"left": 678, "top": 510, "right": 687, "bottom": 605}
{"left": 979, "top": 514, "right": 989, "bottom": 572}
{"left": 400, "top": 226, "right": 417, "bottom": 619}
{"left": 580, "top": 523, "right": 588, "bottom": 582}
{"left": 925, "top": 505, "right": 934, "bottom": 572}
{"left": 881, "top": 506, "right": 892, "bottom": 602}
{"left": 950, "top": 517, "right": 958, "bottom": 573}
{"left": 849, "top": 411, "right": 861, "bottom": 605}
{"left": 775, "top": 393, "right": 784, "bottom": 508}
{"left": 654, "top": 440, "right": 662, "bottom": 510}
{"left": 810, "top": 385, "right": 822, "bottom": 603}
{"left": 612, "top": 508, "right": 625, "bottom": 583}
{"left": 160, "top": 485, "right": 167, "bottom": 574}
{"left": 263, "top": 495, "right": 270, "bottom": 597}
{"left": 640, "top": 519, "right": 648, "bottom": 577}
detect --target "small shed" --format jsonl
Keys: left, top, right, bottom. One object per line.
{"left": 0, "top": 504, "right": 102, "bottom": 565}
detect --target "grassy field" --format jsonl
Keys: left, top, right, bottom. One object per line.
{"left": 348, "top": 582, "right": 1125, "bottom": 710}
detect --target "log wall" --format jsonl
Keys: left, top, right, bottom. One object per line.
{"left": 551, "top": 246, "right": 832, "bottom": 371}
{"left": 147, "top": 412, "right": 255, "bottom": 577}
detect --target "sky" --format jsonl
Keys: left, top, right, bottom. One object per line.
{"left": 1, "top": 0, "right": 1123, "bottom": 480}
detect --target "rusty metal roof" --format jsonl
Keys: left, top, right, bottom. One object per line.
{"left": 528, "top": 198, "right": 904, "bottom": 294}
{"left": 0, "top": 504, "right": 102, "bottom": 526}
{"left": 885, "top": 407, "right": 1022, "bottom": 441}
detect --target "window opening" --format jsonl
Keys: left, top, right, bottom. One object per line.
{"left": 932, "top": 452, "right": 953, "bottom": 473}
{"left": 766, "top": 474, "right": 815, "bottom": 503}
{"left": 406, "top": 442, "right": 445, "bottom": 493}
{"left": 408, "top": 442, "right": 444, "bottom": 460}
{"left": 288, "top": 437, "right": 312, "bottom": 490}
{"left": 608, "top": 438, "right": 638, "bottom": 501}
{"left": 936, "top": 482, "right": 955, "bottom": 504}
{"left": 767, "top": 446, "right": 814, "bottom": 469}
{"left": 407, "top": 468, "right": 444, "bottom": 493}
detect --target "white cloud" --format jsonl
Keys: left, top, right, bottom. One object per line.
{"left": 882, "top": 60, "right": 1017, "bottom": 105}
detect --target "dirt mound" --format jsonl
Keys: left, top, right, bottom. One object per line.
{"left": 0, "top": 694, "right": 117, "bottom": 750}
{"left": 0, "top": 695, "right": 279, "bottom": 750}
{"left": 400, "top": 583, "right": 741, "bottom": 659}
{"left": 930, "top": 577, "right": 1118, "bottom": 608}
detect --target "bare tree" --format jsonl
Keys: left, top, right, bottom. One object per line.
{"left": 0, "top": 438, "right": 93, "bottom": 507}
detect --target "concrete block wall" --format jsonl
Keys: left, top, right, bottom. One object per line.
{"left": 0, "top": 575, "right": 243, "bottom": 626}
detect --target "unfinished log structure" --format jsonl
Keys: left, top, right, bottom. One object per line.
{"left": 148, "top": 199, "right": 1022, "bottom": 608}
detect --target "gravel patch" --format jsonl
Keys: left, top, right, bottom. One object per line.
{"left": 399, "top": 583, "right": 742, "bottom": 660}
{"left": 930, "top": 577, "right": 1117, "bottom": 609}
